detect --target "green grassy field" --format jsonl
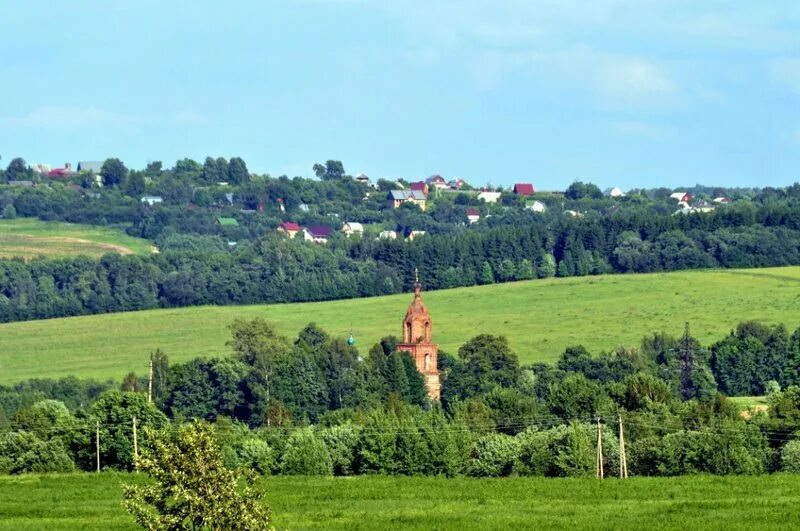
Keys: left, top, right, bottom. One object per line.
{"left": 2, "top": 266, "right": 800, "bottom": 384}
{"left": 1, "top": 473, "right": 799, "bottom": 530}
{"left": 0, "top": 218, "right": 154, "bottom": 259}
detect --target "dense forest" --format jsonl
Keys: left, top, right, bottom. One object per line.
{"left": 2, "top": 155, "right": 800, "bottom": 323}
{"left": 3, "top": 318, "right": 800, "bottom": 478}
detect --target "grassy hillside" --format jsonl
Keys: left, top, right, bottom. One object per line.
{"left": 2, "top": 266, "right": 800, "bottom": 384}
{"left": 1, "top": 473, "right": 800, "bottom": 530}
{"left": 0, "top": 218, "right": 154, "bottom": 259}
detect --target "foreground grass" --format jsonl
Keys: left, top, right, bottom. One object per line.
{"left": 1, "top": 473, "right": 799, "bottom": 530}
{"left": 0, "top": 218, "right": 154, "bottom": 259}
{"left": 3, "top": 266, "right": 800, "bottom": 383}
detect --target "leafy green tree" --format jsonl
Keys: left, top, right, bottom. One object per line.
{"left": 166, "top": 358, "right": 249, "bottom": 422}
{"left": 280, "top": 427, "right": 333, "bottom": 475}
{"left": 144, "top": 161, "right": 162, "bottom": 176}
{"left": 100, "top": 158, "right": 128, "bottom": 187}
{"left": 443, "top": 335, "right": 521, "bottom": 403}
{"left": 516, "top": 259, "right": 534, "bottom": 280}
{"left": 85, "top": 391, "right": 168, "bottom": 470}
{"left": 5, "top": 157, "right": 28, "bottom": 181}
{"left": 565, "top": 181, "right": 603, "bottom": 200}
{"left": 467, "top": 433, "right": 520, "bottom": 477}
{"left": 480, "top": 261, "right": 494, "bottom": 284}
{"left": 123, "top": 422, "right": 272, "bottom": 530}
{"left": 228, "top": 157, "right": 250, "bottom": 184}
{"left": 781, "top": 439, "right": 800, "bottom": 472}
{"left": 228, "top": 319, "right": 290, "bottom": 425}
{"left": 124, "top": 171, "right": 145, "bottom": 196}
{"left": 538, "top": 253, "right": 556, "bottom": 278}
{"left": 0, "top": 430, "right": 75, "bottom": 474}
{"left": 2, "top": 203, "right": 16, "bottom": 219}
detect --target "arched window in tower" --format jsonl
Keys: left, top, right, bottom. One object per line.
{"left": 424, "top": 320, "right": 431, "bottom": 341}
{"left": 405, "top": 322, "right": 412, "bottom": 342}
{"left": 424, "top": 352, "right": 431, "bottom": 371}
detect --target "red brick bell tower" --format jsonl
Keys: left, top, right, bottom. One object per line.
{"left": 396, "top": 269, "right": 441, "bottom": 400}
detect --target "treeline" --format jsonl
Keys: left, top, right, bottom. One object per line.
{"left": 4, "top": 319, "right": 800, "bottom": 477}
{"left": 6, "top": 203, "right": 800, "bottom": 322}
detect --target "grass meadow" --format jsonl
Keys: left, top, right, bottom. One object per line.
{"left": 1, "top": 473, "right": 799, "bottom": 530}
{"left": 0, "top": 218, "right": 154, "bottom": 259}
{"left": 2, "top": 266, "right": 800, "bottom": 383}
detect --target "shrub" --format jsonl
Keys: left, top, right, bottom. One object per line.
{"left": 468, "top": 433, "right": 520, "bottom": 477}
{"left": 781, "top": 439, "right": 800, "bottom": 473}
{"left": 0, "top": 431, "right": 75, "bottom": 474}
{"left": 280, "top": 428, "right": 333, "bottom": 476}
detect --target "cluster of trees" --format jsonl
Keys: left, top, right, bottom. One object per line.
{"left": 4, "top": 319, "right": 800, "bottom": 477}
{"left": 6, "top": 155, "right": 800, "bottom": 325}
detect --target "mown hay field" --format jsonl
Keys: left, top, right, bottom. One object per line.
{"left": 1, "top": 473, "right": 799, "bottom": 530}
{"left": 0, "top": 218, "right": 154, "bottom": 259}
{"left": 2, "top": 266, "right": 800, "bottom": 383}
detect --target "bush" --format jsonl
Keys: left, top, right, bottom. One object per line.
{"left": 468, "top": 433, "right": 520, "bottom": 477}
{"left": 280, "top": 427, "right": 333, "bottom": 476}
{"left": 318, "top": 424, "right": 361, "bottom": 476}
{"left": 781, "top": 439, "right": 800, "bottom": 473}
{"left": 0, "top": 431, "right": 75, "bottom": 474}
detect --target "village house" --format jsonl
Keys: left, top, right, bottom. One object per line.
{"left": 216, "top": 217, "right": 239, "bottom": 227}
{"left": 277, "top": 221, "right": 301, "bottom": 238}
{"left": 354, "top": 173, "right": 371, "bottom": 185}
{"left": 341, "top": 222, "right": 364, "bottom": 236}
{"left": 513, "top": 183, "right": 535, "bottom": 196}
{"left": 303, "top": 225, "right": 333, "bottom": 243}
{"left": 525, "top": 200, "right": 547, "bottom": 213}
{"left": 466, "top": 207, "right": 480, "bottom": 224}
{"left": 426, "top": 174, "right": 448, "bottom": 189}
{"left": 409, "top": 181, "right": 429, "bottom": 195}
{"left": 477, "top": 191, "right": 501, "bottom": 203}
{"left": 77, "top": 161, "right": 104, "bottom": 185}
{"left": 406, "top": 230, "right": 426, "bottom": 241}
{"left": 387, "top": 190, "right": 427, "bottom": 211}
{"left": 449, "top": 178, "right": 466, "bottom": 190}
{"left": 298, "top": 203, "right": 310, "bottom": 212}
{"left": 564, "top": 210, "right": 583, "bottom": 218}
{"left": 713, "top": 196, "right": 732, "bottom": 204}
{"left": 604, "top": 187, "right": 625, "bottom": 198}
{"left": 140, "top": 195, "right": 163, "bottom": 206}
{"left": 379, "top": 230, "right": 397, "bottom": 240}
{"left": 669, "top": 192, "right": 693, "bottom": 204}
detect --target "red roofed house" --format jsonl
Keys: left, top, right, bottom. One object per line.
{"left": 277, "top": 221, "right": 301, "bottom": 238}
{"left": 47, "top": 163, "right": 73, "bottom": 179}
{"left": 513, "top": 183, "right": 535, "bottom": 196}
{"left": 426, "top": 174, "right": 448, "bottom": 189}
{"left": 466, "top": 207, "right": 480, "bottom": 224}
{"left": 303, "top": 225, "right": 334, "bottom": 244}
{"left": 410, "top": 181, "right": 429, "bottom": 195}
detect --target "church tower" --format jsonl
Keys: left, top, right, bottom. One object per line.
{"left": 396, "top": 270, "right": 441, "bottom": 400}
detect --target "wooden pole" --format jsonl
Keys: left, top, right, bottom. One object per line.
{"left": 95, "top": 420, "right": 100, "bottom": 473}
{"left": 618, "top": 414, "right": 628, "bottom": 479}
{"left": 148, "top": 357, "right": 153, "bottom": 404}
{"left": 596, "top": 417, "right": 604, "bottom": 479}
{"left": 132, "top": 415, "right": 139, "bottom": 461}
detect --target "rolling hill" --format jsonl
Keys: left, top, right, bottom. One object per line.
{"left": 0, "top": 218, "right": 154, "bottom": 259}
{"left": 1, "top": 266, "right": 800, "bottom": 384}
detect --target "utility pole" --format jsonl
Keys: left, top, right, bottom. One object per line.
{"left": 595, "top": 417, "right": 604, "bottom": 479}
{"left": 132, "top": 416, "right": 139, "bottom": 461}
{"left": 148, "top": 356, "right": 154, "bottom": 405}
{"left": 95, "top": 420, "right": 101, "bottom": 473}
{"left": 618, "top": 414, "right": 628, "bottom": 479}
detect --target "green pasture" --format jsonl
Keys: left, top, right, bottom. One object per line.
{"left": 1, "top": 473, "right": 799, "bottom": 530}
{"left": 2, "top": 266, "right": 800, "bottom": 384}
{"left": 0, "top": 218, "right": 154, "bottom": 259}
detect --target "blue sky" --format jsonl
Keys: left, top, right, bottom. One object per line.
{"left": 1, "top": 1, "right": 798, "bottom": 189}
